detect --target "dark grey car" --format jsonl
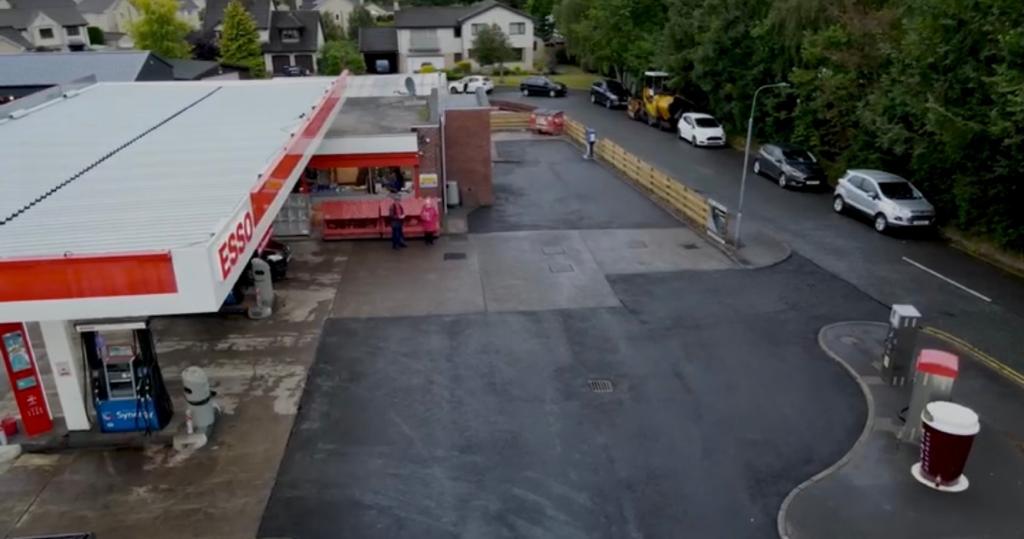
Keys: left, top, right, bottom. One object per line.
{"left": 520, "top": 76, "right": 567, "bottom": 97}
{"left": 753, "top": 143, "right": 826, "bottom": 189}
{"left": 589, "top": 79, "right": 629, "bottom": 108}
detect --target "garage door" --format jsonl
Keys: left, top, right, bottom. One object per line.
{"left": 406, "top": 56, "right": 444, "bottom": 74}
{"left": 271, "top": 55, "right": 290, "bottom": 75}
{"left": 295, "top": 54, "right": 314, "bottom": 74}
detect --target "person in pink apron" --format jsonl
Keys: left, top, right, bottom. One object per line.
{"left": 421, "top": 197, "right": 439, "bottom": 245}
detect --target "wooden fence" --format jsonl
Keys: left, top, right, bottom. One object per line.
{"left": 490, "top": 111, "right": 531, "bottom": 131}
{"left": 594, "top": 139, "right": 712, "bottom": 226}
{"left": 564, "top": 117, "right": 586, "bottom": 146}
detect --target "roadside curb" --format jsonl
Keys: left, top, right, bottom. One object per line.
{"left": 922, "top": 326, "right": 1024, "bottom": 389}
{"left": 775, "top": 321, "right": 884, "bottom": 539}
{"left": 731, "top": 229, "right": 793, "bottom": 270}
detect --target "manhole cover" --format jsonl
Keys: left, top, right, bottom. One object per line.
{"left": 549, "top": 262, "right": 575, "bottom": 273}
{"left": 444, "top": 252, "right": 467, "bottom": 261}
{"left": 449, "top": 235, "right": 469, "bottom": 242}
{"left": 588, "top": 379, "right": 614, "bottom": 393}
{"left": 627, "top": 240, "right": 648, "bottom": 249}
{"left": 680, "top": 243, "right": 700, "bottom": 250}
{"left": 542, "top": 246, "right": 567, "bottom": 255}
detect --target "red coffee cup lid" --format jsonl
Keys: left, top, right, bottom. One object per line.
{"left": 922, "top": 401, "right": 980, "bottom": 436}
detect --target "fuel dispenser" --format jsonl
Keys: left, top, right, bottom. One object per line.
{"left": 881, "top": 304, "right": 921, "bottom": 387}
{"left": 900, "top": 349, "right": 959, "bottom": 443}
{"left": 76, "top": 320, "right": 173, "bottom": 433}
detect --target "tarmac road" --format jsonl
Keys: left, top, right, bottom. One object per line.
{"left": 494, "top": 89, "right": 1024, "bottom": 372}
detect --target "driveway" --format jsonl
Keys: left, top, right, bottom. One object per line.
{"left": 493, "top": 90, "right": 1024, "bottom": 371}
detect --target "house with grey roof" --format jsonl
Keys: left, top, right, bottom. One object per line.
{"left": 201, "top": 0, "right": 323, "bottom": 76}
{"left": 359, "top": 26, "right": 396, "bottom": 74}
{"left": 76, "top": 0, "right": 201, "bottom": 39}
{"left": 0, "top": 0, "right": 91, "bottom": 52}
{"left": 0, "top": 50, "right": 171, "bottom": 100}
{"left": 297, "top": 0, "right": 356, "bottom": 29}
{"left": 387, "top": 0, "right": 533, "bottom": 74}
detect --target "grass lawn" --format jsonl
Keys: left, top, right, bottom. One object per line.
{"left": 493, "top": 69, "right": 600, "bottom": 90}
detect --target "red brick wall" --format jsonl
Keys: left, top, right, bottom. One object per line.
{"left": 444, "top": 109, "right": 494, "bottom": 207}
{"left": 414, "top": 126, "right": 441, "bottom": 200}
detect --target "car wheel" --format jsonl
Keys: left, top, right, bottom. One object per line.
{"left": 590, "top": 94, "right": 596, "bottom": 104}
{"left": 753, "top": 159, "right": 761, "bottom": 176}
{"left": 778, "top": 173, "right": 788, "bottom": 189}
{"left": 522, "top": 88, "right": 529, "bottom": 97}
{"left": 549, "top": 89, "right": 556, "bottom": 98}
{"left": 832, "top": 196, "right": 845, "bottom": 214}
{"left": 874, "top": 213, "right": 889, "bottom": 233}
{"left": 449, "top": 86, "right": 459, "bottom": 94}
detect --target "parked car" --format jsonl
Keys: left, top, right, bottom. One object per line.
{"left": 677, "top": 112, "right": 726, "bottom": 147}
{"left": 589, "top": 79, "right": 629, "bottom": 108}
{"left": 832, "top": 169, "right": 936, "bottom": 233}
{"left": 281, "top": 65, "right": 309, "bottom": 77}
{"left": 753, "top": 143, "right": 827, "bottom": 189}
{"left": 520, "top": 76, "right": 567, "bottom": 97}
{"left": 448, "top": 76, "right": 494, "bottom": 94}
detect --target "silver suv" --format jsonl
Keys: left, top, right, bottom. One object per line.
{"left": 832, "top": 169, "right": 935, "bottom": 233}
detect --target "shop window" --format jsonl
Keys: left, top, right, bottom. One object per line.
{"left": 509, "top": 22, "right": 525, "bottom": 35}
{"left": 38, "top": 27, "right": 55, "bottom": 39}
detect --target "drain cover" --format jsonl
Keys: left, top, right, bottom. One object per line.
{"left": 542, "top": 246, "right": 567, "bottom": 255}
{"left": 549, "top": 262, "right": 575, "bottom": 273}
{"left": 588, "top": 379, "right": 614, "bottom": 393}
{"left": 444, "top": 252, "right": 467, "bottom": 261}
{"left": 680, "top": 243, "right": 700, "bottom": 250}
{"left": 627, "top": 239, "right": 648, "bottom": 249}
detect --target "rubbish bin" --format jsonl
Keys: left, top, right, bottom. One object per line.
{"left": 911, "top": 401, "right": 979, "bottom": 492}
{"left": 530, "top": 109, "right": 565, "bottom": 136}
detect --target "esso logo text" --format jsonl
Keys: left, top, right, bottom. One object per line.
{"left": 217, "top": 210, "right": 255, "bottom": 280}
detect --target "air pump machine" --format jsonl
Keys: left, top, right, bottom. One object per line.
{"left": 75, "top": 320, "right": 173, "bottom": 433}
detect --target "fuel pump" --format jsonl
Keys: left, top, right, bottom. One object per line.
{"left": 76, "top": 320, "right": 173, "bottom": 433}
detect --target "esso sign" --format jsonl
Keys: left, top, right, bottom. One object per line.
{"left": 216, "top": 209, "right": 256, "bottom": 280}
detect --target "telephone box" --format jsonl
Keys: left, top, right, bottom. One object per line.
{"left": 0, "top": 322, "right": 53, "bottom": 437}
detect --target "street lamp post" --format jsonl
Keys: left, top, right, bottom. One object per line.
{"left": 733, "top": 82, "right": 789, "bottom": 247}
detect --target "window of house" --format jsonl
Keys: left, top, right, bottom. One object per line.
{"left": 454, "top": 26, "right": 461, "bottom": 38}
{"left": 281, "top": 29, "right": 300, "bottom": 42}
{"left": 511, "top": 48, "right": 524, "bottom": 62}
{"left": 454, "top": 52, "right": 463, "bottom": 62}
{"left": 65, "top": 26, "right": 80, "bottom": 36}
{"left": 38, "top": 27, "right": 55, "bottom": 39}
{"left": 509, "top": 22, "right": 525, "bottom": 35}
{"left": 471, "top": 23, "right": 487, "bottom": 35}
{"left": 409, "top": 29, "right": 439, "bottom": 51}
{"left": 335, "top": 13, "right": 340, "bottom": 20}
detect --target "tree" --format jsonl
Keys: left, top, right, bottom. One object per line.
{"left": 128, "top": 0, "right": 192, "bottom": 59}
{"left": 318, "top": 39, "right": 366, "bottom": 75}
{"left": 218, "top": 0, "right": 265, "bottom": 77}
{"left": 87, "top": 26, "right": 105, "bottom": 46}
{"left": 471, "top": 24, "right": 512, "bottom": 72}
{"left": 526, "top": 0, "right": 555, "bottom": 40}
{"left": 321, "top": 13, "right": 345, "bottom": 41}
{"left": 347, "top": 6, "right": 375, "bottom": 43}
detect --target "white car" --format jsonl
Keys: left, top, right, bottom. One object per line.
{"left": 449, "top": 76, "right": 494, "bottom": 94}
{"left": 678, "top": 112, "right": 726, "bottom": 147}
{"left": 832, "top": 169, "right": 936, "bottom": 233}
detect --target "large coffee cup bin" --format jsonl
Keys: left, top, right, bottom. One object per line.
{"left": 911, "top": 401, "right": 979, "bottom": 492}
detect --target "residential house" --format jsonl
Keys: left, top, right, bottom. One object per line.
{"left": 389, "top": 0, "right": 533, "bottom": 74}
{"left": 0, "top": 0, "right": 91, "bottom": 52}
{"left": 76, "top": 0, "right": 201, "bottom": 41}
{"left": 297, "top": 0, "right": 354, "bottom": 28}
{"left": 202, "top": 0, "right": 322, "bottom": 75}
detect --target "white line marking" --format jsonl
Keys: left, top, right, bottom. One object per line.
{"left": 902, "top": 256, "right": 993, "bottom": 303}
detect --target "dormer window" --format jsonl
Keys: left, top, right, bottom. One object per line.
{"left": 281, "top": 29, "right": 300, "bottom": 42}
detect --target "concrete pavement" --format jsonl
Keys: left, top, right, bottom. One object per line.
{"left": 780, "top": 322, "right": 1024, "bottom": 538}
{"left": 494, "top": 90, "right": 1024, "bottom": 376}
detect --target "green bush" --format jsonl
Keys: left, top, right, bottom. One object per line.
{"left": 443, "top": 69, "right": 463, "bottom": 81}
{"left": 87, "top": 26, "right": 105, "bottom": 46}
{"left": 418, "top": 63, "right": 437, "bottom": 74}
{"left": 455, "top": 60, "right": 472, "bottom": 74}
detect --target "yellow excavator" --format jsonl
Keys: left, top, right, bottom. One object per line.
{"left": 626, "top": 71, "right": 689, "bottom": 131}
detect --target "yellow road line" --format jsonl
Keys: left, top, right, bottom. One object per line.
{"left": 923, "top": 326, "right": 1024, "bottom": 388}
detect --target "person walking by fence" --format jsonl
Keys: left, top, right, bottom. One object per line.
{"left": 389, "top": 197, "right": 407, "bottom": 250}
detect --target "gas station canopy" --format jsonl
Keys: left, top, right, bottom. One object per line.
{"left": 0, "top": 76, "right": 346, "bottom": 323}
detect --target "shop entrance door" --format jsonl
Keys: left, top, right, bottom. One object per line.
{"left": 274, "top": 193, "right": 312, "bottom": 236}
